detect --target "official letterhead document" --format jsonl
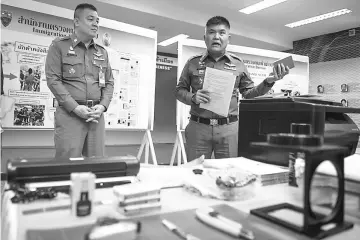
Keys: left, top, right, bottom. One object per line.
{"left": 200, "top": 67, "right": 236, "bottom": 117}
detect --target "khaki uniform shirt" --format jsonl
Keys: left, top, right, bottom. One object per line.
{"left": 45, "top": 33, "right": 114, "bottom": 112}
{"left": 175, "top": 51, "right": 274, "bottom": 119}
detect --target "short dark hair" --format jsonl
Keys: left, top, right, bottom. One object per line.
{"left": 206, "top": 16, "right": 230, "bottom": 29}
{"left": 74, "top": 3, "right": 97, "bottom": 18}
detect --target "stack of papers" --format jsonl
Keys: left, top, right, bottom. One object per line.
{"left": 138, "top": 165, "right": 194, "bottom": 189}
{"left": 113, "top": 182, "right": 161, "bottom": 216}
{"left": 203, "top": 157, "right": 289, "bottom": 186}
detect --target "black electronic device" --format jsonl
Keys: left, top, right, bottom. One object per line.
{"left": 238, "top": 97, "right": 360, "bottom": 166}
{"left": 6, "top": 155, "right": 140, "bottom": 183}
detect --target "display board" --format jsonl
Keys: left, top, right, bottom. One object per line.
{"left": 308, "top": 57, "right": 360, "bottom": 150}
{"left": 176, "top": 39, "right": 310, "bottom": 131}
{"left": 154, "top": 54, "right": 178, "bottom": 143}
{"left": 0, "top": 0, "right": 157, "bottom": 130}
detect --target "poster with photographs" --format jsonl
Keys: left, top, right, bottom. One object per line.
{"left": 1, "top": 3, "right": 155, "bottom": 131}
{"left": 309, "top": 57, "right": 360, "bottom": 149}
{"left": 13, "top": 103, "right": 45, "bottom": 126}
{"left": 104, "top": 52, "right": 140, "bottom": 128}
{"left": 1, "top": 29, "right": 54, "bottom": 128}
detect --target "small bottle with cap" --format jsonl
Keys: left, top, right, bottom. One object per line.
{"left": 77, "top": 179, "right": 92, "bottom": 217}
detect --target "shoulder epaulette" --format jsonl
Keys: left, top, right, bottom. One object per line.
{"left": 95, "top": 43, "right": 106, "bottom": 50}
{"left": 53, "top": 35, "right": 71, "bottom": 42}
{"left": 187, "top": 54, "right": 202, "bottom": 62}
{"left": 229, "top": 53, "right": 243, "bottom": 62}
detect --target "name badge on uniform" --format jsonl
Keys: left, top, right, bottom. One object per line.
{"left": 99, "top": 65, "right": 105, "bottom": 87}
{"left": 198, "top": 69, "right": 205, "bottom": 75}
{"left": 67, "top": 51, "right": 76, "bottom": 56}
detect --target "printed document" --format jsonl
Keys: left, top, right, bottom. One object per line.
{"left": 200, "top": 67, "right": 236, "bottom": 116}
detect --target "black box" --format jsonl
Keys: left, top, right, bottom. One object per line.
{"left": 238, "top": 97, "right": 360, "bottom": 166}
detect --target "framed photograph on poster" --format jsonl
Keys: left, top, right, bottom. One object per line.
{"left": 341, "top": 99, "right": 348, "bottom": 107}
{"left": 317, "top": 85, "right": 324, "bottom": 94}
{"left": 341, "top": 83, "right": 348, "bottom": 92}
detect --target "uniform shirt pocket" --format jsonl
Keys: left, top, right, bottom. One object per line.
{"left": 62, "top": 57, "right": 83, "bottom": 79}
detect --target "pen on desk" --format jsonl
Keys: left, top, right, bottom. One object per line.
{"left": 162, "top": 219, "right": 201, "bottom": 240}
{"left": 195, "top": 207, "right": 255, "bottom": 240}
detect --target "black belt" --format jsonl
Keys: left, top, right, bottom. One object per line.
{"left": 75, "top": 100, "right": 101, "bottom": 108}
{"left": 190, "top": 114, "right": 238, "bottom": 126}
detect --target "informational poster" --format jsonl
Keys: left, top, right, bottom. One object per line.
{"left": 1, "top": 29, "right": 54, "bottom": 128}
{"left": 177, "top": 39, "right": 310, "bottom": 130}
{"left": 104, "top": 52, "right": 141, "bottom": 128}
{"left": 1, "top": 4, "right": 153, "bottom": 130}
{"left": 230, "top": 51, "right": 309, "bottom": 97}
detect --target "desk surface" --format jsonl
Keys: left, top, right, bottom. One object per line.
{"left": 2, "top": 165, "right": 360, "bottom": 240}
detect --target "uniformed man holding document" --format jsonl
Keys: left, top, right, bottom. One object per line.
{"left": 46, "top": 3, "right": 114, "bottom": 159}
{"left": 175, "top": 16, "right": 290, "bottom": 160}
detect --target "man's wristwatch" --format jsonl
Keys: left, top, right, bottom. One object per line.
{"left": 191, "top": 94, "right": 198, "bottom": 104}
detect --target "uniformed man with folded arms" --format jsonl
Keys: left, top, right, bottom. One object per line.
{"left": 175, "top": 16, "right": 289, "bottom": 160}
{"left": 46, "top": 3, "right": 114, "bottom": 159}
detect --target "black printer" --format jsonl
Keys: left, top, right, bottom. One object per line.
{"left": 238, "top": 97, "right": 360, "bottom": 166}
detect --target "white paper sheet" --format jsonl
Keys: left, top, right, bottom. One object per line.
{"left": 199, "top": 67, "right": 236, "bottom": 117}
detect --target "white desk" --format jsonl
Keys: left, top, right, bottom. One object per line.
{"left": 2, "top": 165, "right": 360, "bottom": 240}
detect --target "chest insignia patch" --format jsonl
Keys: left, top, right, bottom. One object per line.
{"left": 224, "top": 66, "right": 236, "bottom": 71}
{"left": 225, "top": 62, "right": 236, "bottom": 67}
{"left": 94, "top": 57, "right": 105, "bottom": 61}
{"left": 94, "top": 52, "right": 103, "bottom": 57}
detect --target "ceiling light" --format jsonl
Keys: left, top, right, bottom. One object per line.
{"left": 239, "top": 0, "right": 288, "bottom": 14}
{"left": 158, "top": 34, "right": 189, "bottom": 46}
{"left": 285, "top": 9, "right": 352, "bottom": 28}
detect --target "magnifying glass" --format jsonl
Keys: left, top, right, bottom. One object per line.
{"left": 249, "top": 123, "right": 353, "bottom": 239}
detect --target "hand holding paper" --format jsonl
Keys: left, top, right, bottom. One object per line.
{"left": 199, "top": 67, "right": 236, "bottom": 117}
{"left": 193, "top": 89, "right": 211, "bottom": 104}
